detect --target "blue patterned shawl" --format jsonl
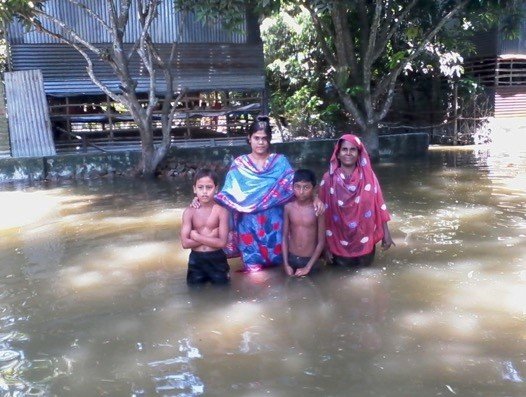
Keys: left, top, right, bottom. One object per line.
{"left": 216, "top": 153, "right": 294, "bottom": 213}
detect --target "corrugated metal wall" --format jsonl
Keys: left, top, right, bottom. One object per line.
{"left": 495, "top": 86, "right": 526, "bottom": 118}
{"left": 4, "top": 70, "right": 56, "bottom": 157}
{"left": 10, "top": 43, "right": 265, "bottom": 96}
{"left": 6, "top": 0, "right": 264, "bottom": 96}
{"left": 467, "top": 1, "right": 526, "bottom": 119}
{"left": 7, "top": 1, "right": 247, "bottom": 44}
{"left": 0, "top": 82, "right": 11, "bottom": 157}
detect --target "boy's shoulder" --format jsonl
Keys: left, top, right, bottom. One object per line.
{"left": 182, "top": 205, "right": 196, "bottom": 217}
{"left": 284, "top": 200, "right": 294, "bottom": 208}
{"left": 284, "top": 200, "right": 297, "bottom": 212}
{"left": 212, "top": 203, "right": 228, "bottom": 215}
{"left": 181, "top": 206, "right": 197, "bottom": 227}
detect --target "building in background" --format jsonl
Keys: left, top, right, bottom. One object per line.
{"left": 1, "top": 1, "right": 265, "bottom": 157}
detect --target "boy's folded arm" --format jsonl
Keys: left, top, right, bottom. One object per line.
{"left": 180, "top": 209, "right": 201, "bottom": 249}
{"left": 189, "top": 207, "right": 229, "bottom": 249}
{"left": 181, "top": 234, "right": 200, "bottom": 249}
{"left": 190, "top": 231, "right": 225, "bottom": 249}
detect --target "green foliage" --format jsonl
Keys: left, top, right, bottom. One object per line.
{"left": 262, "top": 5, "right": 338, "bottom": 138}
{"left": 175, "top": 0, "right": 280, "bottom": 30}
{"left": 0, "top": 0, "right": 45, "bottom": 72}
{"left": 270, "top": 85, "right": 333, "bottom": 138}
{"left": 0, "top": 0, "right": 44, "bottom": 27}
{"left": 175, "top": 0, "right": 245, "bottom": 30}
{"left": 345, "top": 86, "right": 364, "bottom": 97}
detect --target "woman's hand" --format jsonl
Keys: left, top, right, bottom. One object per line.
{"left": 381, "top": 236, "right": 395, "bottom": 250}
{"left": 381, "top": 222, "right": 395, "bottom": 250}
{"left": 190, "top": 197, "right": 200, "bottom": 209}
{"left": 313, "top": 196, "right": 325, "bottom": 217}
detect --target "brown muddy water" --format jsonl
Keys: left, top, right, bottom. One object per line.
{"left": 0, "top": 145, "right": 525, "bottom": 397}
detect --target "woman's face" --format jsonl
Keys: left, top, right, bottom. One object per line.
{"left": 337, "top": 140, "right": 359, "bottom": 168}
{"left": 249, "top": 130, "right": 270, "bottom": 155}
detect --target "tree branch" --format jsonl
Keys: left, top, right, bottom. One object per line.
{"left": 373, "top": 0, "right": 469, "bottom": 122}
{"left": 106, "top": 0, "right": 143, "bottom": 118}
{"left": 302, "top": 2, "right": 337, "bottom": 66}
{"left": 357, "top": 0, "right": 369, "bottom": 60}
{"left": 65, "top": 0, "right": 112, "bottom": 32}
{"left": 372, "top": 0, "right": 418, "bottom": 63}
{"left": 33, "top": 9, "right": 101, "bottom": 54}
{"left": 362, "top": 0, "right": 382, "bottom": 121}
{"left": 333, "top": 83, "right": 366, "bottom": 130}
{"left": 136, "top": 0, "right": 160, "bottom": 122}
{"left": 21, "top": 14, "right": 126, "bottom": 106}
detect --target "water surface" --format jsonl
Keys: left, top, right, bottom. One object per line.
{"left": 0, "top": 145, "right": 525, "bottom": 396}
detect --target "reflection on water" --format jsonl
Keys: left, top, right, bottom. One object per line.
{"left": 0, "top": 146, "right": 525, "bottom": 396}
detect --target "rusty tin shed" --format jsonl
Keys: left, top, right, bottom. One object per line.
{"left": 3, "top": 1, "right": 265, "bottom": 157}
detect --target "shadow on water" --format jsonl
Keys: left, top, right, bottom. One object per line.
{"left": 0, "top": 146, "right": 525, "bottom": 396}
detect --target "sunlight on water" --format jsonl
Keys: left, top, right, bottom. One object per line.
{"left": 0, "top": 191, "right": 61, "bottom": 229}
{"left": 0, "top": 147, "right": 525, "bottom": 396}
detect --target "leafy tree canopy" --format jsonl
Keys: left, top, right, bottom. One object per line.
{"left": 179, "top": 0, "right": 522, "bottom": 152}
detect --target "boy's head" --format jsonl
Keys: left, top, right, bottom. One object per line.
{"left": 193, "top": 168, "right": 219, "bottom": 204}
{"left": 293, "top": 169, "right": 316, "bottom": 202}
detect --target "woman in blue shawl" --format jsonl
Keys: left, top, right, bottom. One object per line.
{"left": 215, "top": 116, "right": 294, "bottom": 272}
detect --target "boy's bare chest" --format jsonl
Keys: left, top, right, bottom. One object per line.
{"left": 290, "top": 206, "right": 317, "bottom": 227}
{"left": 193, "top": 207, "right": 219, "bottom": 229}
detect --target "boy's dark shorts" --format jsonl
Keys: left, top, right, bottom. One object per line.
{"left": 287, "top": 253, "right": 310, "bottom": 270}
{"left": 187, "top": 249, "right": 230, "bottom": 286}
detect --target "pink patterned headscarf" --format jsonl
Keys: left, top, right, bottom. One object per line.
{"left": 319, "top": 134, "right": 391, "bottom": 258}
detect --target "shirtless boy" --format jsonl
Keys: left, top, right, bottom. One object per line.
{"left": 181, "top": 169, "right": 230, "bottom": 285}
{"left": 283, "top": 169, "right": 325, "bottom": 276}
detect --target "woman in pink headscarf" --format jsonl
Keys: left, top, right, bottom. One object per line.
{"left": 319, "top": 134, "right": 394, "bottom": 267}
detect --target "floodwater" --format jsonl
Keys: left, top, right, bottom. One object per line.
{"left": 0, "top": 145, "right": 525, "bottom": 397}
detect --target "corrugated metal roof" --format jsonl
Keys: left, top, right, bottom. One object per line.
{"left": 10, "top": 43, "right": 265, "bottom": 96}
{"left": 7, "top": 0, "right": 247, "bottom": 44}
{"left": 4, "top": 70, "right": 56, "bottom": 157}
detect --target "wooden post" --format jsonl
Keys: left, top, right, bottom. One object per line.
{"left": 225, "top": 91, "right": 230, "bottom": 137}
{"left": 66, "top": 96, "right": 72, "bottom": 139}
{"left": 106, "top": 95, "right": 114, "bottom": 142}
{"left": 453, "top": 82, "right": 458, "bottom": 146}
{"left": 185, "top": 112, "right": 190, "bottom": 138}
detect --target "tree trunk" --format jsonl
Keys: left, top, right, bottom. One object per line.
{"left": 362, "top": 123, "right": 380, "bottom": 161}
{"left": 139, "top": 145, "right": 157, "bottom": 177}
{"left": 136, "top": 117, "right": 174, "bottom": 177}
{"left": 137, "top": 122, "right": 161, "bottom": 178}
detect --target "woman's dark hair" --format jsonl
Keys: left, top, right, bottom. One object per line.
{"left": 248, "top": 115, "right": 272, "bottom": 141}
{"left": 193, "top": 168, "right": 219, "bottom": 186}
